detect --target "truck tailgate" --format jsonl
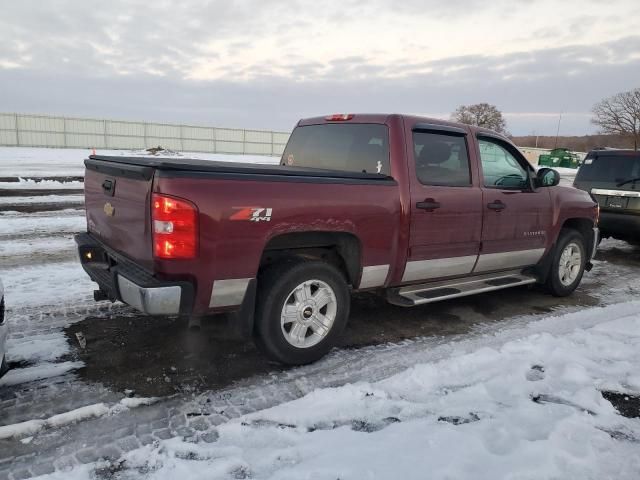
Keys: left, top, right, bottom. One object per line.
{"left": 84, "top": 159, "right": 154, "bottom": 270}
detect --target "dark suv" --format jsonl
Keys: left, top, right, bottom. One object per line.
{"left": 574, "top": 149, "right": 640, "bottom": 244}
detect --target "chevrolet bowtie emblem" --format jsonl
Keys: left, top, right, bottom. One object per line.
{"left": 104, "top": 202, "right": 115, "bottom": 217}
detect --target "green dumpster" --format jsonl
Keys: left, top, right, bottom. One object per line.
{"left": 538, "top": 148, "right": 580, "bottom": 169}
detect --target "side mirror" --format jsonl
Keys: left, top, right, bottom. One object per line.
{"left": 536, "top": 167, "right": 560, "bottom": 187}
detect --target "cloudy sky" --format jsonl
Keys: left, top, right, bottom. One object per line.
{"left": 1, "top": 0, "right": 639, "bottom": 135}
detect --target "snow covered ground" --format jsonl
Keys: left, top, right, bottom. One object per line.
{"left": 0, "top": 147, "right": 278, "bottom": 177}
{"left": 0, "top": 147, "right": 637, "bottom": 479}
{"left": 80, "top": 302, "right": 640, "bottom": 480}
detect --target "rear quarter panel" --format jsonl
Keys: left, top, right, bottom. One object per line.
{"left": 153, "top": 175, "right": 401, "bottom": 314}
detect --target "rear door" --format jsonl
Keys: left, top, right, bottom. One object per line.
{"left": 474, "top": 135, "right": 552, "bottom": 273}
{"left": 403, "top": 123, "right": 482, "bottom": 283}
{"left": 84, "top": 159, "right": 155, "bottom": 270}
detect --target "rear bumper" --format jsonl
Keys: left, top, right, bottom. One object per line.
{"left": 599, "top": 211, "right": 640, "bottom": 239}
{"left": 75, "top": 232, "right": 194, "bottom": 316}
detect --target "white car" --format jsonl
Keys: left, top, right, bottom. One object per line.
{"left": 0, "top": 277, "right": 7, "bottom": 378}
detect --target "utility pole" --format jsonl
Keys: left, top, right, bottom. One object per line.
{"left": 554, "top": 113, "right": 562, "bottom": 149}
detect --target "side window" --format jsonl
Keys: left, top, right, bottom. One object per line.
{"left": 413, "top": 131, "right": 471, "bottom": 186}
{"left": 478, "top": 139, "right": 529, "bottom": 189}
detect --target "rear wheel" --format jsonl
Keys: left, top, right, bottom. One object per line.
{"left": 545, "top": 229, "right": 587, "bottom": 297}
{"left": 254, "top": 259, "right": 350, "bottom": 365}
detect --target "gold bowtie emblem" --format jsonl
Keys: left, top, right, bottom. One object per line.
{"left": 104, "top": 202, "right": 115, "bottom": 217}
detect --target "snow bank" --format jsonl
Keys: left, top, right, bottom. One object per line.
{"left": 104, "top": 302, "right": 640, "bottom": 480}
{"left": 0, "top": 147, "right": 278, "bottom": 177}
{"left": 5, "top": 332, "right": 71, "bottom": 364}
{"left": 0, "top": 179, "right": 84, "bottom": 190}
{"left": 0, "top": 397, "right": 158, "bottom": 440}
{"left": 0, "top": 194, "right": 83, "bottom": 205}
{"left": 0, "top": 235, "right": 75, "bottom": 258}
{"left": 2, "top": 261, "right": 94, "bottom": 309}
{"left": 0, "top": 361, "right": 83, "bottom": 387}
{"left": 0, "top": 213, "right": 85, "bottom": 236}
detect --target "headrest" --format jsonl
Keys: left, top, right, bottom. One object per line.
{"left": 418, "top": 141, "right": 452, "bottom": 165}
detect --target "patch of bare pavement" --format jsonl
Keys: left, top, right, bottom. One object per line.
{"left": 65, "top": 278, "right": 603, "bottom": 397}
{"left": 62, "top": 239, "right": 638, "bottom": 399}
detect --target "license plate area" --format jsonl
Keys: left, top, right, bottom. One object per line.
{"left": 606, "top": 196, "right": 628, "bottom": 209}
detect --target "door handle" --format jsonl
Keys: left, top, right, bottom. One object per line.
{"left": 487, "top": 200, "right": 506, "bottom": 211}
{"left": 416, "top": 199, "right": 441, "bottom": 211}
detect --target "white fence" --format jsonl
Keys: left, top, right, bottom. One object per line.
{"left": 0, "top": 112, "right": 291, "bottom": 156}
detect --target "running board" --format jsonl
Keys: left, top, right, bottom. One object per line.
{"left": 387, "top": 270, "right": 538, "bottom": 307}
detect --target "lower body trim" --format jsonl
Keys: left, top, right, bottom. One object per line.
{"left": 402, "top": 255, "right": 477, "bottom": 283}
{"left": 474, "top": 248, "right": 545, "bottom": 273}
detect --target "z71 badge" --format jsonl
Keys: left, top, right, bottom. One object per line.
{"left": 230, "top": 207, "right": 273, "bottom": 222}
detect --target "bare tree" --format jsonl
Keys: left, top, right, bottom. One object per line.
{"left": 592, "top": 88, "right": 640, "bottom": 150}
{"left": 451, "top": 103, "right": 507, "bottom": 134}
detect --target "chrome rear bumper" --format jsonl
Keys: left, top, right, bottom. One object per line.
{"left": 75, "top": 232, "right": 193, "bottom": 316}
{"left": 117, "top": 275, "right": 182, "bottom": 315}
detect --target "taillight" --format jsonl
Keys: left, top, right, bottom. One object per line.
{"left": 325, "top": 113, "right": 354, "bottom": 121}
{"left": 152, "top": 194, "right": 198, "bottom": 259}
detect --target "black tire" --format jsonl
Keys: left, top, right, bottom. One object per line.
{"left": 254, "top": 259, "right": 350, "bottom": 365}
{"left": 545, "top": 229, "right": 587, "bottom": 297}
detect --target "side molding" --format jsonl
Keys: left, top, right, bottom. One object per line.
{"left": 474, "top": 248, "right": 545, "bottom": 273}
{"left": 402, "top": 256, "right": 477, "bottom": 283}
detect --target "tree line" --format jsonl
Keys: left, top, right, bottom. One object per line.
{"left": 450, "top": 87, "right": 640, "bottom": 151}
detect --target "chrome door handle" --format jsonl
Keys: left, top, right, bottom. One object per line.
{"left": 416, "top": 199, "right": 441, "bottom": 211}
{"left": 487, "top": 200, "right": 506, "bottom": 211}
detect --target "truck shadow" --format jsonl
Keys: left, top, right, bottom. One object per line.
{"left": 65, "top": 284, "right": 600, "bottom": 398}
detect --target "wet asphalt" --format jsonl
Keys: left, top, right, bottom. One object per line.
{"left": 64, "top": 267, "right": 608, "bottom": 397}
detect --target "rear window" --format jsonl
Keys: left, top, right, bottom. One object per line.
{"left": 281, "top": 124, "right": 390, "bottom": 175}
{"left": 576, "top": 154, "right": 640, "bottom": 183}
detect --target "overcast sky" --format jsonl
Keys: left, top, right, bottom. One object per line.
{"left": 1, "top": 0, "right": 639, "bottom": 135}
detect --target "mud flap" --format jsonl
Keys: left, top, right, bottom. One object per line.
{"left": 225, "top": 279, "right": 257, "bottom": 340}
{"left": 527, "top": 243, "right": 556, "bottom": 283}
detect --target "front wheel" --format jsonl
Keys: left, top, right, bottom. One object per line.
{"left": 545, "top": 229, "right": 587, "bottom": 297}
{"left": 254, "top": 259, "right": 350, "bottom": 365}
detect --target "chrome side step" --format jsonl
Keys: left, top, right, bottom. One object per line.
{"left": 388, "top": 270, "right": 538, "bottom": 307}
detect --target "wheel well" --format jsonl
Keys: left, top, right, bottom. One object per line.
{"left": 561, "top": 218, "right": 594, "bottom": 252}
{"left": 259, "top": 232, "right": 361, "bottom": 285}
{"left": 529, "top": 217, "right": 595, "bottom": 283}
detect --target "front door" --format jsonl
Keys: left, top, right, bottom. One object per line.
{"left": 474, "top": 135, "right": 552, "bottom": 273}
{"left": 404, "top": 125, "right": 483, "bottom": 283}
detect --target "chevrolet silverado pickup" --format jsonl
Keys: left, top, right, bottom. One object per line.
{"left": 76, "top": 114, "right": 599, "bottom": 365}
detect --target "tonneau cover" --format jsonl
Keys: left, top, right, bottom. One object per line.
{"left": 87, "top": 155, "right": 392, "bottom": 181}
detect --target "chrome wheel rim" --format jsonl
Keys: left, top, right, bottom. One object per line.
{"left": 280, "top": 279, "right": 337, "bottom": 349}
{"left": 558, "top": 242, "right": 582, "bottom": 286}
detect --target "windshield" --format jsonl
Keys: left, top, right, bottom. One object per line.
{"left": 281, "top": 123, "right": 390, "bottom": 175}
{"left": 576, "top": 154, "right": 640, "bottom": 185}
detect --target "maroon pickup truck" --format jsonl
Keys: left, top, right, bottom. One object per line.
{"left": 76, "top": 114, "right": 599, "bottom": 364}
